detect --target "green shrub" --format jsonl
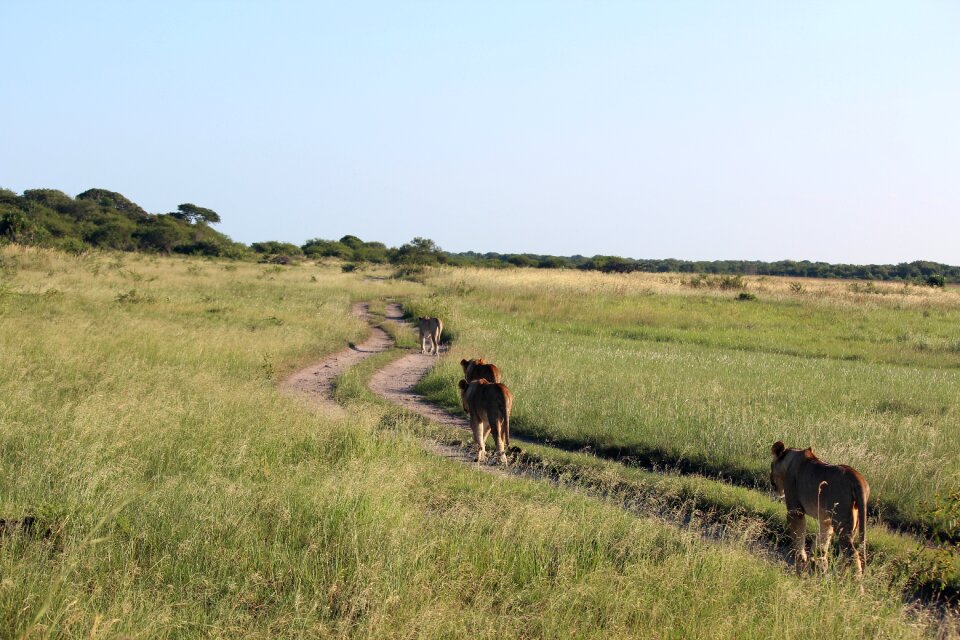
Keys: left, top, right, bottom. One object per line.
{"left": 393, "top": 265, "right": 426, "bottom": 280}
{"left": 926, "top": 274, "right": 946, "bottom": 288}
{"left": 115, "top": 288, "right": 154, "bottom": 304}
{"left": 849, "top": 281, "right": 881, "bottom": 294}
{"left": 0, "top": 210, "right": 36, "bottom": 243}
{"left": 719, "top": 274, "right": 746, "bottom": 290}
{"left": 684, "top": 274, "right": 746, "bottom": 290}
{"left": 57, "top": 237, "right": 89, "bottom": 255}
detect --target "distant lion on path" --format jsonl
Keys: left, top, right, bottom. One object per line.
{"left": 417, "top": 316, "right": 442, "bottom": 355}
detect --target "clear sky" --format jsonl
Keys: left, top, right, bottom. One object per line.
{"left": 2, "top": 1, "right": 958, "bottom": 263}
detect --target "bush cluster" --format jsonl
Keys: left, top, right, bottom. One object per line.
{"left": 0, "top": 188, "right": 246, "bottom": 257}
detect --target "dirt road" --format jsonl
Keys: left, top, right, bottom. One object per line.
{"left": 279, "top": 301, "right": 957, "bottom": 611}
{"left": 283, "top": 301, "right": 505, "bottom": 468}
{"left": 280, "top": 302, "right": 393, "bottom": 410}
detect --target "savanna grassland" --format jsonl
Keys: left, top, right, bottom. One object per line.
{"left": 414, "top": 269, "right": 960, "bottom": 537}
{"left": 0, "top": 246, "right": 954, "bottom": 638}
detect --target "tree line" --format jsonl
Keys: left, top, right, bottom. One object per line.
{"left": 0, "top": 188, "right": 246, "bottom": 258}
{"left": 1, "top": 186, "right": 956, "bottom": 284}
{"left": 297, "top": 240, "right": 958, "bottom": 284}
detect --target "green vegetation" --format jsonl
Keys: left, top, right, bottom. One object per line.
{"left": 550, "top": 255, "right": 960, "bottom": 283}
{"left": 341, "top": 317, "right": 960, "bottom": 601}
{"left": 0, "top": 188, "right": 246, "bottom": 257}
{"left": 5, "top": 185, "right": 958, "bottom": 284}
{"left": 302, "top": 236, "right": 960, "bottom": 284}
{"left": 412, "top": 268, "right": 960, "bottom": 540}
{"left": 0, "top": 246, "right": 946, "bottom": 637}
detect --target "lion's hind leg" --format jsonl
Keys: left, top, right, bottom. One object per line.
{"left": 483, "top": 423, "right": 493, "bottom": 461}
{"left": 838, "top": 532, "right": 863, "bottom": 578}
{"left": 837, "top": 517, "right": 864, "bottom": 578}
{"left": 787, "top": 510, "right": 810, "bottom": 573}
{"left": 471, "top": 416, "right": 487, "bottom": 463}
{"left": 493, "top": 417, "right": 508, "bottom": 465}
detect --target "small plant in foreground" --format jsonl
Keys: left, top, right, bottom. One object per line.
{"left": 684, "top": 274, "right": 746, "bottom": 290}
{"left": 718, "top": 274, "right": 746, "bottom": 290}
{"left": 849, "top": 281, "right": 881, "bottom": 294}
{"left": 929, "top": 486, "right": 960, "bottom": 543}
{"left": 57, "top": 237, "right": 88, "bottom": 255}
{"left": 393, "top": 265, "right": 426, "bottom": 281}
{"left": 115, "top": 288, "right": 154, "bottom": 304}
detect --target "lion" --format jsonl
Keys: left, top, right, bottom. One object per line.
{"left": 418, "top": 316, "right": 443, "bottom": 356}
{"left": 458, "top": 379, "right": 512, "bottom": 464}
{"left": 769, "top": 441, "right": 869, "bottom": 576}
{"left": 460, "top": 357, "right": 502, "bottom": 383}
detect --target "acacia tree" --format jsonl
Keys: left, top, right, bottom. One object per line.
{"left": 171, "top": 203, "right": 221, "bottom": 225}
{"left": 395, "top": 237, "right": 442, "bottom": 264}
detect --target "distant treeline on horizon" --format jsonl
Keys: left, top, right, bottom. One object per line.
{"left": 1, "top": 186, "right": 957, "bottom": 284}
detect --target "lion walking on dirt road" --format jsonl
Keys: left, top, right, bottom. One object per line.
{"left": 418, "top": 317, "right": 443, "bottom": 356}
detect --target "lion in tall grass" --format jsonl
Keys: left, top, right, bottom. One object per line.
{"left": 458, "top": 379, "right": 512, "bottom": 464}
{"left": 769, "top": 441, "right": 869, "bottom": 576}
{"left": 460, "top": 358, "right": 502, "bottom": 383}
{"left": 418, "top": 316, "right": 442, "bottom": 355}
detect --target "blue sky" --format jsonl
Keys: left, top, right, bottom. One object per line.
{"left": 2, "top": 1, "right": 958, "bottom": 263}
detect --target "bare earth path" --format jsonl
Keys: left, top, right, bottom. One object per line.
{"left": 283, "top": 300, "right": 782, "bottom": 541}
{"left": 281, "top": 302, "right": 395, "bottom": 410}
{"left": 280, "top": 302, "right": 960, "bottom": 614}
{"left": 365, "top": 314, "right": 506, "bottom": 467}
{"left": 368, "top": 342, "right": 463, "bottom": 431}
{"left": 283, "top": 301, "right": 511, "bottom": 468}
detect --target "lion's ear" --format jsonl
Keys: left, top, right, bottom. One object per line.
{"left": 460, "top": 358, "right": 468, "bottom": 366}
{"left": 458, "top": 379, "right": 468, "bottom": 390}
{"left": 771, "top": 441, "right": 786, "bottom": 457}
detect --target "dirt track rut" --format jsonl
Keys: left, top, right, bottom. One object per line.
{"left": 280, "top": 301, "right": 960, "bottom": 613}
{"left": 281, "top": 302, "right": 393, "bottom": 409}
{"left": 283, "top": 301, "right": 511, "bottom": 469}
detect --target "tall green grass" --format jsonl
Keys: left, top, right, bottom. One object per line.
{"left": 412, "top": 268, "right": 960, "bottom": 535}
{"left": 0, "top": 248, "right": 945, "bottom": 637}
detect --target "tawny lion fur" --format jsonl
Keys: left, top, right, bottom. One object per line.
{"left": 769, "top": 441, "right": 869, "bottom": 576}
{"left": 460, "top": 358, "right": 502, "bottom": 383}
{"left": 458, "top": 379, "right": 512, "bottom": 464}
{"left": 417, "top": 317, "right": 443, "bottom": 356}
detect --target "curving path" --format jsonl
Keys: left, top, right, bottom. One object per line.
{"left": 281, "top": 300, "right": 466, "bottom": 432}
{"left": 281, "top": 302, "right": 395, "bottom": 410}
{"left": 281, "top": 301, "right": 957, "bottom": 611}
{"left": 283, "top": 301, "right": 769, "bottom": 503}
{"left": 283, "top": 301, "right": 516, "bottom": 470}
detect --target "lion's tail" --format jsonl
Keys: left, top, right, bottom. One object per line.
{"left": 853, "top": 478, "right": 867, "bottom": 563}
